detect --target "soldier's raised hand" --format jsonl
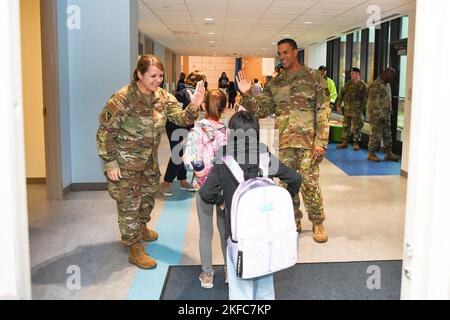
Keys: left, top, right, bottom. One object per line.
{"left": 236, "top": 71, "right": 252, "bottom": 96}
{"left": 188, "top": 81, "right": 206, "bottom": 110}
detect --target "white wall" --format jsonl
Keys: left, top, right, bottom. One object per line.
{"left": 305, "top": 42, "right": 327, "bottom": 69}
{"left": 20, "top": 0, "right": 46, "bottom": 179}
{"left": 401, "top": 0, "right": 450, "bottom": 300}
{"left": 189, "top": 56, "right": 236, "bottom": 90}
{"left": 0, "top": 0, "right": 31, "bottom": 300}
{"left": 57, "top": 0, "right": 139, "bottom": 184}
{"left": 154, "top": 41, "right": 166, "bottom": 66}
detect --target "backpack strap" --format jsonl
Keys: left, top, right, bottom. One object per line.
{"left": 259, "top": 153, "right": 271, "bottom": 178}
{"left": 222, "top": 156, "right": 245, "bottom": 184}
{"left": 223, "top": 152, "right": 271, "bottom": 182}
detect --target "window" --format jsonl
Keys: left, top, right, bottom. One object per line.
{"left": 401, "top": 16, "right": 409, "bottom": 39}
{"left": 367, "top": 28, "right": 376, "bottom": 84}
{"left": 339, "top": 35, "right": 347, "bottom": 90}
{"left": 352, "top": 31, "right": 361, "bottom": 69}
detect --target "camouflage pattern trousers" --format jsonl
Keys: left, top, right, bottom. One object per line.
{"left": 342, "top": 113, "right": 365, "bottom": 143}
{"left": 279, "top": 148, "right": 326, "bottom": 229}
{"left": 107, "top": 166, "right": 160, "bottom": 245}
{"left": 368, "top": 116, "right": 392, "bottom": 153}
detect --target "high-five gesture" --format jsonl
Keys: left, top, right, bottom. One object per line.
{"left": 236, "top": 71, "right": 252, "bottom": 96}
{"left": 188, "top": 81, "right": 206, "bottom": 110}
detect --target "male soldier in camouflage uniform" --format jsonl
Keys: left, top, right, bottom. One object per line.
{"left": 237, "top": 39, "right": 331, "bottom": 243}
{"left": 367, "top": 68, "right": 400, "bottom": 162}
{"left": 336, "top": 67, "right": 368, "bottom": 151}
{"left": 97, "top": 55, "right": 204, "bottom": 269}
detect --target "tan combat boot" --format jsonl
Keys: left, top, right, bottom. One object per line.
{"left": 384, "top": 149, "right": 400, "bottom": 162}
{"left": 337, "top": 141, "right": 348, "bottom": 149}
{"left": 313, "top": 222, "right": 328, "bottom": 243}
{"left": 367, "top": 152, "right": 381, "bottom": 162}
{"left": 353, "top": 143, "right": 360, "bottom": 151}
{"left": 129, "top": 242, "right": 157, "bottom": 269}
{"left": 140, "top": 224, "right": 158, "bottom": 242}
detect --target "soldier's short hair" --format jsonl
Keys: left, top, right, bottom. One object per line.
{"left": 134, "top": 55, "right": 164, "bottom": 81}
{"left": 277, "top": 38, "right": 298, "bottom": 50}
{"left": 319, "top": 66, "right": 328, "bottom": 71}
{"left": 351, "top": 67, "right": 361, "bottom": 73}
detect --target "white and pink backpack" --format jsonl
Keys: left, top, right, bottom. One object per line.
{"left": 222, "top": 153, "right": 298, "bottom": 279}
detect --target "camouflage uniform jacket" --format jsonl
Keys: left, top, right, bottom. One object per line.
{"left": 97, "top": 82, "right": 199, "bottom": 172}
{"left": 368, "top": 78, "right": 392, "bottom": 119}
{"left": 336, "top": 79, "right": 368, "bottom": 116}
{"left": 242, "top": 66, "right": 331, "bottom": 150}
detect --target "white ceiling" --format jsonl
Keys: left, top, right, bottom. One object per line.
{"left": 139, "top": 0, "right": 415, "bottom": 57}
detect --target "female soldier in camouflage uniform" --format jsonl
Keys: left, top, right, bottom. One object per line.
{"left": 97, "top": 55, "right": 205, "bottom": 269}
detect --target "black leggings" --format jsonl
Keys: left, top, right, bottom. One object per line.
{"left": 163, "top": 121, "right": 191, "bottom": 183}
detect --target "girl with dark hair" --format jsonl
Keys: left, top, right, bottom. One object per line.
{"left": 199, "top": 111, "right": 301, "bottom": 300}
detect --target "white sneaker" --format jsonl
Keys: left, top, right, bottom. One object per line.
{"left": 180, "top": 181, "right": 195, "bottom": 192}
{"left": 160, "top": 182, "right": 173, "bottom": 197}
{"left": 199, "top": 271, "right": 214, "bottom": 289}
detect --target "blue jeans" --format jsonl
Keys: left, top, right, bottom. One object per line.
{"left": 226, "top": 244, "right": 275, "bottom": 300}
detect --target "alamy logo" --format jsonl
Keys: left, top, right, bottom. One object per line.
{"left": 367, "top": 5, "right": 381, "bottom": 29}
{"left": 66, "top": 265, "right": 81, "bottom": 290}
{"left": 67, "top": 5, "right": 81, "bottom": 30}
{"left": 366, "top": 265, "right": 381, "bottom": 290}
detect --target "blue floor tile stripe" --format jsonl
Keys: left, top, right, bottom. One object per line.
{"left": 326, "top": 143, "right": 401, "bottom": 176}
{"left": 127, "top": 181, "right": 195, "bottom": 300}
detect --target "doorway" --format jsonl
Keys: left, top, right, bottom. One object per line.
{"left": 20, "top": 0, "right": 47, "bottom": 201}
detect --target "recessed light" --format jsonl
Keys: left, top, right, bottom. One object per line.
{"left": 205, "top": 18, "right": 214, "bottom": 21}
{"left": 209, "top": 41, "right": 216, "bottom": 43}
{"left": 283, "top": 34, "right": 291, "bottom": 37}
{"left": 304, "top": 21, "right": 313, "bottom": 24}
{"left": 262, "top": 48, "right": 267, "bottom": 50}
{"left": 271, "top": 42, "right": 277, "bottom": 45}
{"left": 208, "top": 32, "right": 215, "bottom": 35}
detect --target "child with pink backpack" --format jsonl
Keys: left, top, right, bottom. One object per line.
{"left": 183, "top": 89, "right": 228, "bottom": 289}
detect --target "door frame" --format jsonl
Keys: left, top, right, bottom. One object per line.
{"left": 40, "top": 0, "right": 64, "bottom": 200}
{"left": 391, "top": 38, "right": 408, "bottom": 156}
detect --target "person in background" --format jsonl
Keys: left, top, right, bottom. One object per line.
{"left": 176, "top": 72, "right": 186, "bottom": 92}
{"left": 160, "top": 71, "right": 206, "bottom": 197}
{"left": 199, "top": 111, "right": 301, "bottom": 300}
{"left": 250, "top": 79, "right": 263, "bottom": 97}
{"left": 367, "top": 68, "right": 400, "bottom": 163}
{"left": 219, "top": 72, "right": 230, "bottom": 105}
{"left": 219, "top": 72, "right": 230, "bottom": 90}
{"left": 319, "top": 66, "right": 338, "bottom": 110}
{"left": 183, "top": 90, "right": 228, "bottom": 289}
{"left": 96, "top": 55, "right": 205, "bottom": 269}
{"left": 228, "top": 81, "right": 238, "bottom": 109}
{"left": 335, "top": 67, "right": 368, "bottom": 151}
